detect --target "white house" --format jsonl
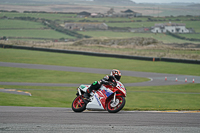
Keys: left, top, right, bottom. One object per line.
{"left": 151, "top": 23, "right": 190, "bottom": 33}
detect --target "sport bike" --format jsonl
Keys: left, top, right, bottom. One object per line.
{"left": 72, "top": 81, "right": 126, "bottom": 113}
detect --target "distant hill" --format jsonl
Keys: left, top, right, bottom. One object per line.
{"left": 0, "top": 0, "right": 136, "bottom": 5}
{"left": 0, "top": 0, "right": 70, "bottom": 5}
{"left": 187, "top": 4, "right": 200, "bottom": 7}
{"left": 93, "top": 0, "right": 135, "bottom": 4}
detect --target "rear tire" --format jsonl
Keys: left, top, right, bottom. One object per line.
{"left": 106, "top": 96, "right": 125, "bottom": 113}
{"left": 72, "top": 96, "right": 86, "bottom": 112}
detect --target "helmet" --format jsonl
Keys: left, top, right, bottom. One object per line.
{"left": 111, "top": 69, "right": 121, "bottom": 81}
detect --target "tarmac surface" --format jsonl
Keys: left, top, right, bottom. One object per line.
{"left": 0, "top": 106, "right": 200, "bottom": 133}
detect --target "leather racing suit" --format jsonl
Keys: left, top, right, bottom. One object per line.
{"left": 84, "top": 75, "right": 117, "bottom": 99}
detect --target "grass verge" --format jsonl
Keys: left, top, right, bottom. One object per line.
{"left": 0, "top": 84, "right": 199, "bottom": 110}
{"left": 125, "top": 83, "right": 200, "bottom": 111}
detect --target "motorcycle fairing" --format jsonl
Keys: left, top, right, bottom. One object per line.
{"left": 116, "top": 81, "right": 126, "bottom": 96}
{"left": 86, "top": 85, "right": 114, "bottom": 110}
{"left": 86, "top": 93, "right": 105, "bottom": 110}
{"left": 97, "top": 85, "right": 113, "bottom": 109}
{"left": 78, "top": 84, "right": 90, "bottom": 92}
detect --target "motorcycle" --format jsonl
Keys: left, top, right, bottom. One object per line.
{"left": 72, "top": 81, "right": 126, "bottom": 113}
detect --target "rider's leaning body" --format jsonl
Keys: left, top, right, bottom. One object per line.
{"left": 84, "top": 69, "right": 121, "bottom": 100}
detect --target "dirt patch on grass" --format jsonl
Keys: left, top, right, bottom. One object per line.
{"left": 164, "top": 43, "right": 200, "bottom": 49}
{"left": 73, "top": 37, "right": 159, "bottom": 46}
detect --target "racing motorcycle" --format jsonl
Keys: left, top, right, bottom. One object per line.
{"left": 72, "top": 81, "right": 126, "bottom": 113}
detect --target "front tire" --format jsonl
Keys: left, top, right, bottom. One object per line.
{"left": 72, "top": 96, "right": 86, "bottom": 112}
{"left": 106, "top": 96, "right": 125, "bottom": 113}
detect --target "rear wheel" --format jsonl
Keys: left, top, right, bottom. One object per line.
{"left": 107, "top": 96, "right": 125, "bottom": 113}
{"left": 72, "top": 96, "right": 86, "bottom": 112}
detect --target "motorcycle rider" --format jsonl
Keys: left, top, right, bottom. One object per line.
{"left": 84, "top": 69, "right": 121, "bottom": 100}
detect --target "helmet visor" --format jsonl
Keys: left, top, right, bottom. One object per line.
{"left": 115, "top": 75, "right": 121, "bottom": 81}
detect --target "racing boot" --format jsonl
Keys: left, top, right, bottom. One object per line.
{"left": 83, "top": 82, "right": 98, "bottom": 101}
{"left": 83, "top": 88, "right": 91, "bottom": 101}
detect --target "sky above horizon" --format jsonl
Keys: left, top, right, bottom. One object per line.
{"left": 132, "top": 0, "right": 200, "bottom": 3}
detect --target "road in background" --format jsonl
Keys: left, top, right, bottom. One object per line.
{"left": 1, "top": 62, "right": 198, "bottom": 87}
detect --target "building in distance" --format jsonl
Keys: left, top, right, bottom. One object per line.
{"left": 151, "top": 23, "right": 190, "bottom": 33}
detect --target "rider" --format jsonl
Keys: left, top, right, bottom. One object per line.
{"left": 84, "top": 69, "right": 121, "bottom": 100}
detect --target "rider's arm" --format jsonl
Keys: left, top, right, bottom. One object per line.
{"left": 100, "top": 75, "right": 110, "bottom": 85}
{"left": 100, "top": 75, "right": 117, "bottom": 87}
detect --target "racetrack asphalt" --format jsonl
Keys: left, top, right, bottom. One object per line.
{"left": 0, "top": 106, "right": 199, "bottom": 133}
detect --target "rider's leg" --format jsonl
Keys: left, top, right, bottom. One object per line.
{"left": 84, "top": 81, "right": 100, "bottom": 99}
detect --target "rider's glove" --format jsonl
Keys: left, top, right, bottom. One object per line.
{"left": 110, "top": 82, "right": 117, "bottom": 87}
{"left": 100, "top": 79, "right": 108, "bottom": 85}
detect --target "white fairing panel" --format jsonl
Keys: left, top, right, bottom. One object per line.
{"left": 86, "top": 93, "right": 104, "bottom": 110}
{"left": 78, "top": 84, "right": 90, "bottom": 92}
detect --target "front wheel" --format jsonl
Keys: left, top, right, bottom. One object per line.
{"left": 72, "top": 95, "right": 86, "bottom": 112}
{"left": 106, "top": 96, "right": 126, "bottom": 113}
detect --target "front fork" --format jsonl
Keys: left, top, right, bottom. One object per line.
{"left": 110, "top": 92, "right": 120, "bottom": 108}
{"left": 113, "top": 92, "right": 116, "bottom": 103}
{"left": 78, "top": 88, "right": 82, "bottom": 96}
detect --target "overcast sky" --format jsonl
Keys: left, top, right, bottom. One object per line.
{"left": 132, "top": 0, "right": 200, "bottom": 3}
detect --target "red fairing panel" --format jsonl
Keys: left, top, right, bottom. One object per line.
{"left": 96, "top": 88, "right": 113, "bottom": 109}
{"left": 116, "top": 82, "right": 126, "bottom": 97}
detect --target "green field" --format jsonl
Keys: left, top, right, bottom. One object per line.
{"left": 107, "top": 22, "right": 155, "bottom": 28}
{"left": 0, "top": 12, "right": 200, "bottom": 42}
{"left": 179, "top": 34, "right": 200, "bottom": 39}
{"left": 126, "top": 84, "right": 200, "bottom": 110}
{"left": 0, "top": 19, "right": 46, "bottom": 29}
{"left": 181, "top": 21, "right": 200, "bottom": 33}
{"left": 0, "top": 29, "right": 74, "bottom": 39}
{"left": 0, "top": 48, "right": 200, "bottom": 110}
{"left": 0, "top": 19, "right": 75, "bottom": 39}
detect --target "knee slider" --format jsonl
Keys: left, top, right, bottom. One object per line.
{"left": 93, "top": 81, "right": 98, "bottom": 85}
